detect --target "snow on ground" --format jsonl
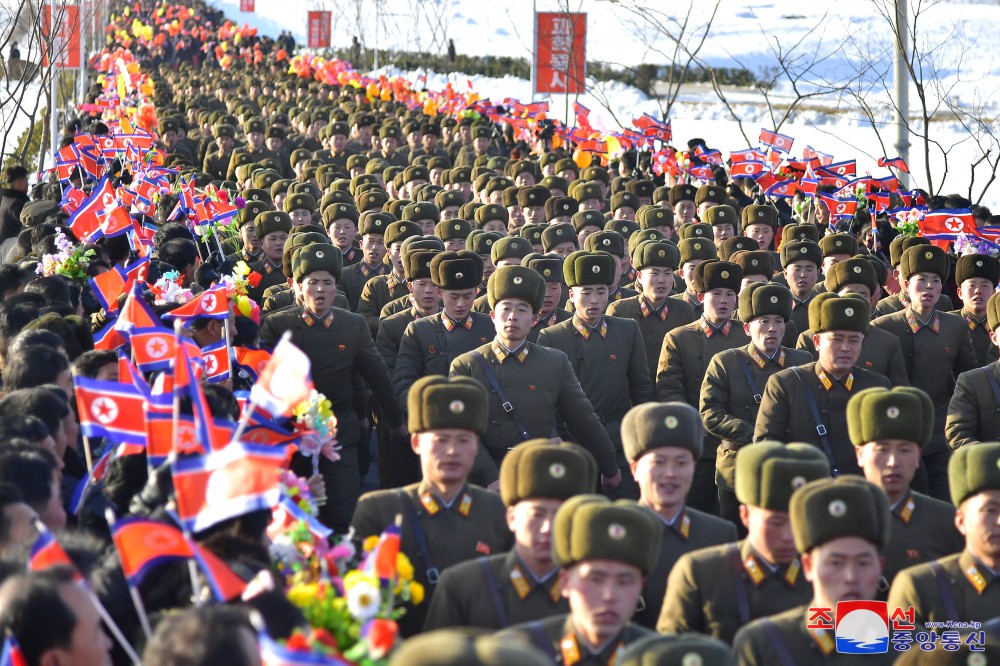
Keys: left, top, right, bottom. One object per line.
{"left": 207, "top": 0, "right": 1000, "bottom": 206}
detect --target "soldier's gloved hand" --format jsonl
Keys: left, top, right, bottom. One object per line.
{"left": 601, "top": 470, "right": 623, "bottom": 490}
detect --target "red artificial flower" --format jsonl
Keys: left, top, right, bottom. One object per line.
{"left": 248, "top": 271, "right": 262, "bottom": 288}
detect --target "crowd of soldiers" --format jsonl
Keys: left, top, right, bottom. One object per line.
{"left": 0, "top": 0, "right": 998, "bottom": 663}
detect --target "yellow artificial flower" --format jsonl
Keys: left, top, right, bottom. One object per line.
{"left": 287, "top": 583, "right": 319, "bottom": 608}
{"left": 396, "top": 553, "right": 414, "bottom": 581}
{"left": 362, "top": 535, "right": 380, "bottom": 553}
{"left": 343, "top": 570, "right": 377, "bottom": 591}
{"left": 410, "top": 581, "right": 425, "bottom": 606}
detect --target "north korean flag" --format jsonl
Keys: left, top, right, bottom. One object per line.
{"left": 131, "top": 328, "right": 191, "bottom": 373}
{"left": 110, "top": 518, "right": 193, "bottom": 586}
{"left": 187, "top": 539, "right": 247, "bottom": 602}
{"left": 878, "top": 156, "right": 910, "bottom": 173}
{"left": 115, "top": 282, "right": 160, "bottom": 334}
{"left": 60, "top": 186, "right": 86, "bottom": 215}
{"left": 74, "top": 377, "right": 147, "bottom": 442}
{"left": 729, "top": 161, "right": 766, "bottom": 178}
{"left": 764, "top": 179, "right": 797, "bottom": 198}
{"left": 871, "top": 175, "right": 900, "bottom": 192}
{"left": 921, "top": 209, "right": 976, "bottom": 236}
{"left": 163, "top": 286, "right": 229, "bottom": 321}
{"left": 28, "top": 527, "right": 84, "bottom": 582}
{"left": 819, "top": 194, "right": 859, "bottom": 217}
{"left": 88, "top": 265, "right": 127, "bottom": 313}
{"left": 730, "top": 148, "right": 766, "bottom": 164}
{"left": 201, "top": 340, "right": 230, "bottom": 383}
{"left": 816, "top": 160, "right": 857, "bottom": 178}
{"left": 802, "top": 146, "right": 834, "bottom": 167}
{"left": 758, "top": 128, "right": 794, "bottom": 153}
{"left": 93, "top": 320, "right": 127, "bottom": 352}
{"left": 66, "top": 174, "right": 113, "bottom": 241}
{"left": 798, "top": 178, "right": 819, "bottom": 196}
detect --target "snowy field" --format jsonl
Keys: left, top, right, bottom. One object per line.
{"left": 208, "top": 0, "right": 1000, "bottom": 208}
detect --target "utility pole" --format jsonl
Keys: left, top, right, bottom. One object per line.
{"left": 893, "top": 0, "right": 910, "bottom": 189}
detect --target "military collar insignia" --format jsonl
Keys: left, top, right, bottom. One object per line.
{"left": 817, "top": 367, "right": 853, "bottom": 392}
{"left": 442, "top": 312, "right": 473, "bottom": 332}
{"left": 963, "top": 310, "right": 986, "bottom": 330}
{"left": 699, "top": 317, "right": 731, "bottom": 338}
{"left": 419, "top": 488, "right": 473, "bottom": 517}
{"left": 574, "top": 316, "right": 608, "bottom": 341}
{"left": 491, "top": 340, "right": 529, "bottom": 364}
{"left": 905, "top": 308, "right": 940, "bottom": 334}
{"left": 896, "top": 490, "right": 916, "bottom": 525}
{"left": 963, "top": 553, "right": 994, "bottom": 595}
{"left": 750, "top": 346, "right": 785, "bottom": 370}
{"left": 809, "top": 626, "right": 836, "bottom": 655}
{"left": 560, "top": 630, "right": 623, "bottom": 666}
{"left": 639, "top": 298, "right": 668, "bottom": 321}
{"left": 301, "top": 308, "right": 333, "bottom": 328}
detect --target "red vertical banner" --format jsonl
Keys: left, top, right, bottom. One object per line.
{"left": 240, "top": 0, "right": 255, "bottom": 12}
{"left": 534, "top": 12, "right": 586, "bottom": 95}
{"left": 307, "top": 11, "right": 331, "bottom": 49}
{"left": 42, "top": 3, "right": 82, "bottom": 69}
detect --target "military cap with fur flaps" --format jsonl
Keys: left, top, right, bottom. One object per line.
{"left": 490, "top": 236, "right": 532, "bottom": 264}
{"left": 431, "top": 251, "right": 483, "bottom": 290}
{"left": 676, "top": 223, "right": 711, "bottom": 241}
{"left": 475, "top": 203, "right": 509, "bottom": 227}
{"left": 466, "top": 230, "right": 502, "bottom": 256}
{"left": 889, "top": 235, "right": 931, "bottom": 267}
{"left": 322, "top": 203, "right": 359, "bottom": 227}
{"left": 987, "top": 293, "right": 1000, "bottom": 332}
{"left": 780, "top": 240, "right": 823, "bottom": 268}
{"left": 254, "top": 210, "right": 292, "bottom": 239}
{"left": 403, "top": 249, "right": 439, "bottom": 281}
{"left": 781, "top": 223, "right": 820, "bottom": 243}
{"left": 293, "top": 243, "right": 344, "bottom": 283}
{"left": 384, "top": 220, "right": 422, "bottom": 247}
{"left": 584, "top": 230, "right": 626, "bottom": 258}
{"left": 610, "top": 192, "right": 640, "bottom": 213}
{"left": 618, "top": 634, "right": 736, "bottom": 666}
{"left": 487, "top": 265, "right": 545, "bottom": 311}
{"left": 238, "top": 200, "right": 271, "bottom": 228}
{"left": 669, "top": 183, "right": 698, "bottom": 207}
{"left": 545, "top": 197, "right": 577, "bottom": 221}
{"left": 695, "top": 185, "right": 727, "bottom": 208}
{"left": 283, "top": 192, "right": 316, "bottom": 214}
{"left": 499, "top": 439, "right": 598, "bottom": 506}
{"left": 691, "top": 259, "right": 741, "bottom": 294}
{"left": 636, "top": 205, "right": 674, "bottom": 230}
{"left": 819, "top": 233, "right": 858, "bottom": 258}
{"left": 402, "top": 202, "right": 440, "bottom": 223}
{"left": 621, "top": 402, "right": 704, "bottom": 462}
{"left": 541, "top": 223, "right": 576, "bottom": 252}
{"left": 572, "top": 210, "right": 606, "bottom": 233}
{"left": 389, "top": 630, "right": 553, "bottom": 666}
{"left": 678, "top": 238, "right": 717, "bottom": 266}
{"left": 358, "top": 211, "right": 392, "bottom": 236}
{"left": 847, "top": 386, "right": 934, "bottom": 449}
{"left": 733, "top": 250, "right": 774, "bottom": 278}
{"left": 407, "top": 375, "right": 488, "bottom": 435}
{"left": 948, "top": 441, "right": 1000, "bottom": 507}
{"left": 434, "top": 218, "right": 473, "bottom": 241}
{"left": 899, "top": 244, "right": 949, "bottom": 281}
{"left": 738, "top": 283, "right": 793, "bottom": 322}
{"left": 629, "top": 229, "right": 667, "bottom": 255}
{"left": 824, "top": 256, "right": 878, "bottom": 294}
{"left": 517, "top": 185, "right": 551, "bottom": 208}
{"left": 563, "top": 250, "right": 616, "bottom": 288}
{"left": 633, "top": 241, "right": 680, "bottom": 271}
{"left": 742, "top": 203, "right": 778, "bottom": 229}
{"left": 285, "top": 233, "right": 330, "bottom": 277}
{"left": 735, "top": 442, "right": 830, "bottom": 512}
{"left": 553, "top": 495, "right": 661, "bottom": 574}
{"left": 702, "top": 204, "right": 737, "bottom": 227}
{"left": 605, "top": 219, "right": 641, "bottom": 239}
{"left": 523, "top": 253, "right": 564, "bottom": 285}
{"left": 718, "top": 236, "right": 756, "bottom": 262}
{"left": 811, "top": 295, "right": 870, "bottom": 333}
{"left": 956, "top": 253, "right": 999, "bottom": 286}
{"left": 790, "top": 477, "right": 892, "bottom": 552}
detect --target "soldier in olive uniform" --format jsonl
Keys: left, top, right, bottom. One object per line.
{"left": 658, "top": 442, "right": 829, "bottom": 644}
{"left": 873, "top": 245, "right": 978, "bottom": 500}
{"left": 450, "top": 266, "right": 620, "bottom": 490}
{"left": 351, "top": 375, "right": 511, "bottom": 637}
{"left": 337, "top": 212, "right": 392, "bottom": 312}
{"left": 780, "top": 240, "right": 822, "bottom": 334}
{"left": 358, "top": 220, "right": 422, "bottom": 336}
{"left": 495, "top": 495, "right": 660, "bottom": 664}
{"left": 619, "top": 634, "right": 736, "bottom": 666}
{"left": 701, "top": 283, "right": 813, "bottom": 526}
{"left": 394, "top": 251, "right": 494, "bottom": 411}
{"left": 672, "top": 230, "right": 717, "bottom": 316}
{"left": 424, "top": 439, "right": 597, "bottom": 631}
{"left": 656, "top": 260, "right": 750, "bottom": 514}
{"left": 794, "top": 270, "right": 909, "bottom": 387}
{"left": 755, "top": 296, "right": 891, "bottom": 475}
{"left": 324, "top": 202, "right": 363, "bottom": 268}
{"left": 375, "top": 249, "right": 441, "bottom": 383}
{"left": 946, "top": 292, "right": 1000, "bottom": 449}
{"left": 260, "top": 244, "right": 404, "bottom": 531}
{"left": 581, "top": 231, "right": 638, "bottom": 305}
{"left": 622, "top": 402, "right": 737, "bottom": 629}
{"left": 202, "top": 122, "right": 236, "bottom": 181}
{"left": 524, "top": 253, "right": 572, "bottom": 342}
{"left": 950, "top": 253, "right": 1000, "bottom": 366}
{"left": 247, "top": 211, "right": 292, "bottom": 305}
{"left": 887, "top": 441, "right": 1000, "bottom": 628}
{"left": 732, "top": 477, "right": 895, "bottom": 665}
{"left": 875, "top": 236, "right": 954, "bottom": 317}
{"left": 472, "top": 236, "right": 536, "bottom": 314}
{"left": 608, "top": 240, "right": 697, "bottom": 382}
{"left": 538, "top": 250, "right": 654, "bottom": 500}
{"left": 225, "top": 194, "right": 268, "bottom": 265}
{"left": 848, "top": 387, "right": 964, "bottom": 597}
{"left": 377, "top": 237, "right": 447, "bottom": 321}
{"left": 260, "top": 232, "right": 351, "bottom": 315}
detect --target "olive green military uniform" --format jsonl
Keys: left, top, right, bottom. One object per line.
{"left": 261, "top": 285, "right": 350, "bottom": 314}
{"left": 607, "top": 296, "right": 697, "bottom": 382}
{"left": 881, "top": 489, "right": 963, "bottom": 592}
{"left": 794, "top": 325, "right": 909, "bottom": 386}
{"left": 887, "top": 442, "right": 1000, "bottom": 628}
{"left": 946, "top": 361, "right": 1000, "bottom": 449}
{"left": 671, "top": 289, "right": 703, "bottom": 315}
{"left": 563, "top": 285, "right": 639, "bottom": 315}
{"left": 248, "top": 256, "right": 286, "bottom": 305}
{"left": 339, "top": 260, "right": 387, "bottom": 311}
{"left": 528, "top": 307, "right": 573, "bottom": 342}
{"left": 952, "top": 308, "right": 999, "bottom": 367}
{"left": 733, "top": 476, "right": 894, "bottom": 666}
{"left": 202, "top": 148, "right": 231, "bottom": 180}
{"left": 619, "top": 634, "right": 736, "bottom": 666}
{"left": 379, "top": 293, "right": 413, "bottom": 320}
{"left": 538, "top": 291, "right": 654, "bottom": 500}
{"left": 375, "top": 305, "right": 425, "bottom": 378}
{"left": 788, "top": 292, "right": 815, "bottom": 334}
{"left": 450, "top": 339, "right": 617, "bottom": 485}
{"left": 497, "top": 615, "right": 653, "bottom": 666}
{"left": 394, "top": 311, "right": 494, "bottom": 406}
{"left": 352, "top": 481, "right": 511, "bottom": 636}
{"left": 358, "top": 271, "right": 409, "bottom": 336}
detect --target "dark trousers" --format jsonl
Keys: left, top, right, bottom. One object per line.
{"left": 291, "top": 444, "right": 359, "bottom": 534}
{"left": 688, "top": 458, "right": 719, "bottom": 515}
{"left": 718, "top": 487, "right": 748, "bottom": 538}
